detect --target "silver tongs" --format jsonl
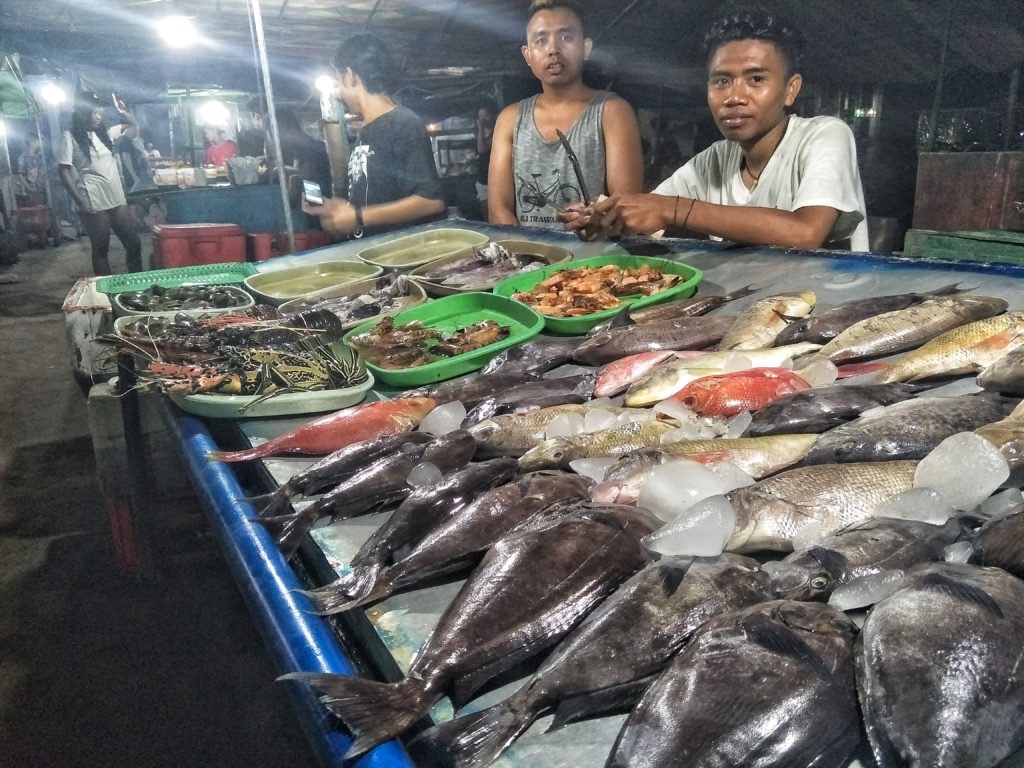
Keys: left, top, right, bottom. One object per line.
{"left": 555, "top": 128, "right": 591, "bottom": 206}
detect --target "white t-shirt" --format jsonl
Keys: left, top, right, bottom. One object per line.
{"left": 654, "top": 115, "right": 869, "bottom": 251}
{"left": 57, "top": 130, "right": 126, "bottom": 212}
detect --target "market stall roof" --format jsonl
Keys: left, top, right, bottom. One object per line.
{"left": 2, "top": 0, "right": 1022, "bottom": 91}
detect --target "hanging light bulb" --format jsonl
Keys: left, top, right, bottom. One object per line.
{"left": 159, "top": 15, "right": 199, "bottom": 48}
{"left": 40, "top": 83, "right": 66, "bottom": 105}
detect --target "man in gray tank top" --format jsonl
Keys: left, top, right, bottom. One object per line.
{"left": 488, "top": 0, "right": 643, "bottom": 231}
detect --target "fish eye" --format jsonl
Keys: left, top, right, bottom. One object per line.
{"left": 809, "top": 575, "right": 830, "bottom": 590}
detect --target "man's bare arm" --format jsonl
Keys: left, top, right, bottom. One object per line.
{"left": 601, "top": 97, "right": 644, "bottom": 196}
{"left": 487, "top": 105, "right": 520, "bottom": 226}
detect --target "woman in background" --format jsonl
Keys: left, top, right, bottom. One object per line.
{"left": 57, "top": 95, "right": 141, "bottom": 274}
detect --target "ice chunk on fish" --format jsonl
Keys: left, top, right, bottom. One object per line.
{"left": 642, "top": 495, "right": 737, "bottom": 557}
{"left": 828, "top": 569, "right": 905, "bottom": 611}
{"left": 418, "top": 400, "right": 467, "bottom": 435}
{"left": 874, "top": 487, "right": 955, "bottom": 525}
{"left": 914, "top": 431, "right": 1010, "bottom": 510}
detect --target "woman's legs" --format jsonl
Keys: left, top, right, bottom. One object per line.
{"left": 80, "top": 209, "right": 112, "bottom": 275}
{"left": 109, "top": 204, "right": 142, "bottom": 272}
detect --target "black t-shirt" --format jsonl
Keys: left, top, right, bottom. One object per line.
{"left": 293, "top": 135, "right": 332, "bottom": 197}
{"left": 347, "top": 105, "right": 441, "bottom": 232}
{"left": 237, "top": 128, "right": 267, "bottom": 157}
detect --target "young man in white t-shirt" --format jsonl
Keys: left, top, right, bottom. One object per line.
{"left": 568, "top": 10, "right": 868, "bottom": 251}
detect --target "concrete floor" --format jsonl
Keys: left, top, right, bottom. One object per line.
{"left": 0, "top": 236, "right": 317, "bottom": 767}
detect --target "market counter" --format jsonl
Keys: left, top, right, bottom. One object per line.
{"left": 142, "top": 183, "right": 315, "bottom": 233}
{"left": 154, "top": 221, "right": 1024, "bottom": 768}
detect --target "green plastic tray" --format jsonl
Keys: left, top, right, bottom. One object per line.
{"left": 344, "top": 292, "right": 544, "bottom": 387}
{"left": 492, "top": 254, "right": 703, "bottom": 335}
{"left": 96, "top": 262, "right": 257, "bottom": 295}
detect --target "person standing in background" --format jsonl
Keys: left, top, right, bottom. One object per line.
{"left": 303, "top": 33, "right": 444, "bottom": 237}
{"left": 204, "top": 127, "right": 237, "bottom": 167}
{"left": 487, "top": 0, "right": 643, "bottom": 230}
{"left": 57, "top": 94, "right": 142, "bottom": 274}
{"left": 236, "top": 98, "right": 268, "bottom": 158}
{"left": 16, "top": 136, "right": 46, "bottom": 207}
{"left": 474, "top": 98, "right": 498, "bottom": 214}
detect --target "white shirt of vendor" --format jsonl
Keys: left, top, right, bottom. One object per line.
{"left": 654, "top": 115, "right": 869, "bottom": 251}
{"left": 57, "top": 130, "right": 127, "bottom": 212}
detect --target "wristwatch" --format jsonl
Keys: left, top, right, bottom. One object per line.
{"left": 353, "top": 205, "right": 364, "bottom": 238}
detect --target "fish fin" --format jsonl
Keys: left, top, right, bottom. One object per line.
{"left": 206, "top": 447, "right": 262, "bottom": 462}
{"left": 835, "top": 361, "right": 887, "bottom": 379}
{"left": 925, "top": 282, "right": 973, "bottom": 296}
{"left": 655, "top": 560, "right": 690, "bottom": 596}
{"left": 684, "top": 450, "right": 732, "bottom": 466}
{"left": 278, "top": 673, "right": 429, "bottom": 758}
{"left": 806, "top": 546, "right": 849, "bottom": 581}
{"left": 917, "top": 573, "right": 1004, "bottom": 618}
{"left": 607, "top": 305, "right": 635, "bottom": 329}
{"left": 971, "top": 328, "right": 1024, "bottom": 356}
{"left": 739, "top": 617, "right": 833, "bottom": 679}
{"left": 303, "top": 563, "right": 387, "bottom": 615}
{"left": 723, "top": 284, "right": 761, "bottom": 301}
{"left": 549, "top": 676, "right": 659, "bottom": 729}
{"left": 406, "top": 700, "right": 533, "bottom": 768}
{"left": 252, "top": 505, "right": 322, "bottom": 558}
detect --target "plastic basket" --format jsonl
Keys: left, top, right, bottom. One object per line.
{"left": 95, "top": 262, "right": 257, "bottom": 296}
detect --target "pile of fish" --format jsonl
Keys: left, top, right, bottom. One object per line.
{"left": 417, "top": 241, "right": 548, "bottom": 288}
{"left": 223, "top": 278, "right": 1024, "bottom": 767}
{"left": 277, "top": 275, "right": 422, "bottom": 329}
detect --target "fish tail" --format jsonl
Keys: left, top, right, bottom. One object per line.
{"left": 407, "top": 699, "right": 534, "bottom": 768}
{"left": 724, "top": 284, "right": 761, "bottom": 300}
{"left": 252, "top": 503, "right": 322, "bottom": 557}
{"left": 927, "top": 282, "right": 973, "bottom": 296}
{"left": 279, "top": 673, "right": 431, "bottom": 758}
{"left": 549, "top": 676, "right": 658, "bottom": 730}
{"left": 303, "top": 563, "right": 389, "bottom": 615}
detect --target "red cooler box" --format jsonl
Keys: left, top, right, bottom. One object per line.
{"left": 152, "top": 223, "right": 246, "bottom": 268}
{"left": 247, "top": 230, "right": 330, "bottom": 261}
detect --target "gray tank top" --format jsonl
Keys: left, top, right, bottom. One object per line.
{"left": 513, "top": 90, "right": 609, "bottom": 230}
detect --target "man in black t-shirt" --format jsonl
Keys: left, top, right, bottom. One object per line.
{"left": 302, "top": 33, "right": 444, "bottom": 237}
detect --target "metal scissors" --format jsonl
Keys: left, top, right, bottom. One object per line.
{"left": 555, "top": 128, "right": 591, "bottom": 206}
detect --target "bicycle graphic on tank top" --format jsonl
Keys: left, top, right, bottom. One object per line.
{"left": 517, "top": 170, "right": 581, "bottom": 214}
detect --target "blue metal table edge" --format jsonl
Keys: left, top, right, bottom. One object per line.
{"left": 162, "top": 401, "right": 414, "bottom": 768}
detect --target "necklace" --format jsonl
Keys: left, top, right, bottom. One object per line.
{"left": 742, "top": 116, "right": 789, "bottom": 191}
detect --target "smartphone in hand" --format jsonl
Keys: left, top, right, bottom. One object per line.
{"left": 302, "top": 179, "right": 324, "bottom": 206}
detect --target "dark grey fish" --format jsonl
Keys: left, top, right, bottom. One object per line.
{"left": 253, "top": 431, "right": 433, "bottom": 519}
{"left": 857, "top": 563, "right": 1024, "bottom": 767}
{"left": 572, "top": 316, "right": 735, "bottom": 367}
{"left": 744, "top": 383, "right": 924, "bottom": 437}
{"left": 590, "top": 286, "right": 758, "bottom": 333}
{"left": 464, "top": 373, "right": 596, "bottom": 424}
{"left": 306, "top": 471, "right": 592, "bottom": 614}
{"left": 406, "top": 373, "right": 539, "bottom": 409}
{"left": 767, "top": 516, "right": 967, "bottom": 601}
{"left": 407, "top": 554, "right": 771, "bottom": 768}
{"left": 479, "top": 336, "right": 582, "bottom": 377}
{"left": 259, "top": 430, "right": 477, "bottom": 557}
{"left": 803, "top": 394, "right": 1015, "bottom": 464}
{"left": 483, "top": 393, "right": 589, "bottom": 418}
{"left": 978, "top": 347, "right": 1024, "bottom": 395}
{"left": 607, "top": 600, "right": 859, "bottom": 768}
{"left": 281, "top": 503, "right": 658, "bottom": 758}
{"left": 774, "top": 283, "right": 969, "bottom": 346}
{"left": 972, "top": 505, "right": 1024, "bottom": 578}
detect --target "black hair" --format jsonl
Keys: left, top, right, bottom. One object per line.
{"left": 69, "top": 95, "right": 113, "bottom": 159}
{"left": 527, "top": 0, "right": 584, "bottom": 31}
{"left": 476, "top": 97, "right": 499, "bottom": 117}
{"left": 246, "top": 96, "right": 264, "bottom": 117}
{"left": 703, "top": 9, "right": 805, "bottom": 77}
{"left": 333, "top": 33, "right": 396, "bottom": 95}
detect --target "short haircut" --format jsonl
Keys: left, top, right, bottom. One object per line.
{"left": 333, "top": 33, "right": 396, "bottom": 95}
{"left": 527, "top": 0, "right": 584, "bottom": 31}
{"left": 703, "top": 9, "right": 805, "bottom": 77}
{"left": 247, "top": 96, "right": 264, "bottom": 117}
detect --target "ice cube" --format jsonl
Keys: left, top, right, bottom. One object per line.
{"left": 653, "top": 398, "right": 697, "bottom": 424}
{"left": 616, "top": 409, "right": 655, "bottom": 424}
{"left": 583, "top": 408, "right": 618, "bottom": 433}
{"left": 546, "top": 412, "right": 585, "bottom": 439}
{"left": 708, "top": 460, "right": 755, "bottom": 492}
{"left": 569, "top": 457, "right": 617, "bottom": 482}
{"left": 943, "top": 541, "right": 974, "bottom": 564}
{"left": 636, "top": 459, "right": 732, "bottom": 521}
{"left": 642, "top": 495, "right": 737, "bottom": 557}
{"left": 979, "top": 487, "right": 1024, "bottom": 519}
{"left": 874, "top": 487, "right": 955, "bottom": 525}
{"left": 418, "top": 400, "right": 467, "bottom": 435}
{"left": 725, "top": 411, "right": 753, "bottom": 439}
{"left": 914, "top": 432, "right": 1010, "bottom": 510}
{"left": 407, "top": 461, "right": 443, "bottom": 488}
{"left": 828, "top": 569, "right": 905, "bottom": 612}
{"left": 797, "top": 358, "right": 838, "bottom": 388}
{"left": 721, "top": 353, "right": 753, "bottom": 373}
{"left": 791, "top": 520, "right": 825, "bottom": 550}
{"left": 586, "top": 397, "right": 616, "bottom": 409}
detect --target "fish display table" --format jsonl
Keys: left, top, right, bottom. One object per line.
{"left": 158, "top": 222, "right": 1024, "bottom": 768}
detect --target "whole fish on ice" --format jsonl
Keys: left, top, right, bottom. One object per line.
{"left": 857, "top": 563, "right": 1024, "bottom": 767}
{"left": 673, "top": 367, "right": 810, "bottom": 417}
{"left": 464, "top": 373, "right": 595, "bottom": 423}
{"left": 479, "top": 337, "right": 581, "bottom": 377}
{"left": 409, "top": 554, "right": 771, "bottom": 768}
{"left": 972, "top": 506, "right": 1024, "bottom": 578}
{"left": 571, "top": 315, "right": 736, "bottom": 366}
{"left": 607, "top": 600, "right": 860, "bottom": 768}
{"left": 518, "top": 420, "right": 679, "bottom": 471}
{"left": 281, "top": 503, "right": 657, "bottom": 757}
{"left": 717, "top": 290, "right": 816, "bottom": 351}
{"left": 207, "top": 397, "right": 436, "bottom": 462}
